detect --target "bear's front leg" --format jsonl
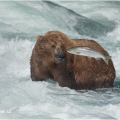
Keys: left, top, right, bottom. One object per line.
{"left": 51, "top": 67, "right": 71, "bottom": 88}
{"left": 30, "top": 67, "right": 45, "bottom": 81}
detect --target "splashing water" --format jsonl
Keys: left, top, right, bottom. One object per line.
{"left": 0, "top": 1, "right": 120, "bottom": 119}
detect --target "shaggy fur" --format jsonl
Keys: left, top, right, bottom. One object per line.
{"left": 30, "top": 31, "right": 116, "bottom": 90}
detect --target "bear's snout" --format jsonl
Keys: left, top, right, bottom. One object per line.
{"left": 54, "top": 53, "right": 65, "bottom": 63}
{"left": 59, "top": 54, "right": 65, "bottom": 60}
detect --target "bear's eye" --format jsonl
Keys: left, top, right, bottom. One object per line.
{"left": 51, "top": 45, "right": 55, "bottom": 49}
{"left": 61, "top": 45, "right": 64, "bottom": 49}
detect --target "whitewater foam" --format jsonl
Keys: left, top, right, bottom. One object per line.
{"left": 0, "top": 1, "right": 120, "bottom": 119}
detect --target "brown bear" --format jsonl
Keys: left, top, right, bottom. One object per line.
{"left": 30, "top": 31, "right": 116, "bottom": 90}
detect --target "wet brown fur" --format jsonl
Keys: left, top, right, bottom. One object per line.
{"left": 30, "top": 31, "right": 116, "bottom": 90}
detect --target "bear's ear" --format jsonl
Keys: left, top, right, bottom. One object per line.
{"left": 36, "top": 35, "right": 43, "bottom": 41}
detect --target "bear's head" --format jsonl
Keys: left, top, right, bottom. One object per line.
{"left": 35, "top": 33, "right": 66, "bottom": 65}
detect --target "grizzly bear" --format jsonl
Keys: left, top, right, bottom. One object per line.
{"left": 30, "top": 31, "right": 116, "bottom": 90}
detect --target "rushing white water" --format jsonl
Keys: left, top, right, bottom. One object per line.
{"left": 0, "top": 1, "right": 120, "bottom": 119}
